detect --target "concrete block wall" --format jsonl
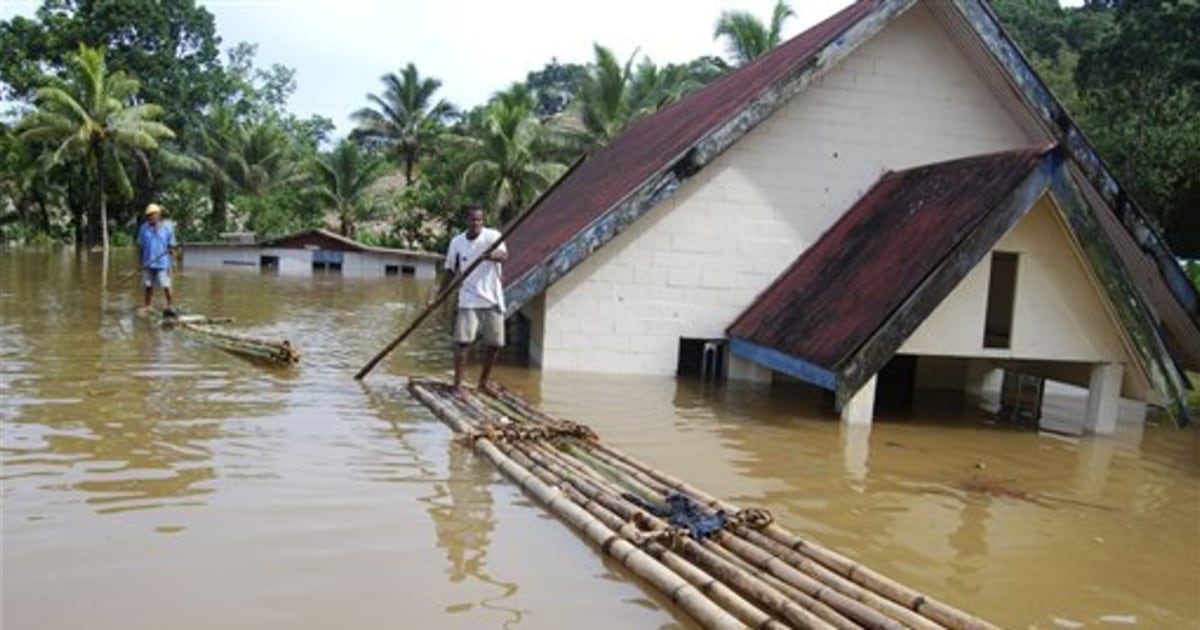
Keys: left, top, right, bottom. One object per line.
{"left": 535, "top": 3, "right": 1036, "bottom": 375}
{"left": 899, "top": 198, "right": 1144, "bottom": 396}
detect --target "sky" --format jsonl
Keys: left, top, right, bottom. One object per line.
{"left": 0, "top": 0, "right": 857, "bottom": 134}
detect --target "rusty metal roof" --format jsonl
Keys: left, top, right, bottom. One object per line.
{"left": 727, "top": 146, "right": 1051, "bottom": 369}
{"left": 501, "top": 0, "right": 879, "bottom": 288}
{"left": 262, "top": 229, "right": 441, "bottom": 260}
{"left": 494, "top": 0, "right": 1198, "bottom": 382}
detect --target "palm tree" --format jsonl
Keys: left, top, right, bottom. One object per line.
{"left": 18, "top": 44, "right": 174, "bottom": 251}
{"left": 309, "top": 140, "right": 388, "bottom": 237}
{"left": 561, "top": 44, "right": 640, "bottom": 148}
{"left": 189, "top": 106, "right": 245, "bottom": 235}
{"left": 238, "top": 121, "right": 304, "bottom": 196}
{"left": 0, "top": 125, "right": 57, "bottom": 236}
{"left": 463, "top": 86, "right": 567, "bottom": 223}
{"left": 351, "top": 63, "right": 456, "bottom": 185}
{"left": 556, "top": 45, "right": 701, "bottom": 150}
{"left": 714, "top": 0, "right": 795, "bottom": 67}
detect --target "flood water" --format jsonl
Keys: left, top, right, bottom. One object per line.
{"left": 2, "top": 248, "right": 1198, "bottom": 630}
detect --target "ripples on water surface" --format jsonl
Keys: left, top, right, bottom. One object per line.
{"left": 2, "top": 249, "right": 1198, "bottom": 629}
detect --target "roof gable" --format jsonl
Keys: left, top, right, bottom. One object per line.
{"left": 497, "top": 0, "right": 1199, "bottom": 374}
{"left": 727, "top": 146, "right": 1051, "bottom": 369}
{"left": 502, "top": 0, "right": 901, "bottom": 313}
{"left": 261, "top": 228, "right": 441, "bottom": 261}
{"left": 265, "top": 229, "right": 370, "bottom": 252}
{"left": 726, "top": 146, "right": 1190, "bottom": 425}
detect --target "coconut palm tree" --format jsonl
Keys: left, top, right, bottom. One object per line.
{"left": 463, "top": 86, "right": 567, "bottom": 223}
{"left": 309, "top": 140, "right": 388, "bottom": 237}
{"left": 238, "top": 121, "right": 304, "bottom": 196}
{"left": 713, "top": 0, "right": 795, "bottom": 67}
{"left": 352, "top": 63, "right": 456, "bottom": 185}
{"left": 18, "top": 44, "right": 174, "bottom": 251}
{"left": 556, "top": 45, "right": 703, "bottom": 151}
{"left": 560, "top": 44, "right": 640, "bottom": 149}
{"left": 189, "top": 105, "right": 245, "bottom": 235}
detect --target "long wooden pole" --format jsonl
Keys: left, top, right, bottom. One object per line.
{"left": 115, "top": 246, "right": 173, "bottom": 287}
{"left": 354, "top": 154, "right": 587, "bottom": 380}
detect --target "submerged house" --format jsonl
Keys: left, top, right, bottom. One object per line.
{"left": 498, "top": 0, "right": 1200, "bottom": 432}
{"left": 183, "top": 228, "right": 441, "bottom": 279}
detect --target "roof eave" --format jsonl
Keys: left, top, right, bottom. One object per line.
{"left": 503, "top": 0, "right": 918, "bottom": 315}
{"left": 827, "top": 152, "right": 1190, "bottom": 426}
{"left": 949, "top": 0, "right": 1200, "bottom": 334}
{"left": 831, "top": 151, "right": 1062, "bottom": 407}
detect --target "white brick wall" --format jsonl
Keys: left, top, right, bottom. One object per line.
{"left": 901, "top": 197, "right": 1143, "bottom": 395}
{"left": 534, "top": 4, "right": 1035, "bottom": 376}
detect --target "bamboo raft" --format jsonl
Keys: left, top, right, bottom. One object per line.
{"left": 144, "top": 309, "right": 301, "bottom": 365}
{"left": 409, "top": 377, "right": 998, "bottom": 630}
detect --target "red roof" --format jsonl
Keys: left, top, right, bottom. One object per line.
{"left": 727, "top": 146, "right": 1052, "bottom": 369}
{"left": 502, "top": 0, "right": 879, "bottom": 286}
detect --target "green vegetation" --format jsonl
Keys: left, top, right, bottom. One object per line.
{"left": 991, "top": 0, "right": 1200, "bottom": 258}
{"left": 1, "top": 0, "right": 1196, "bottom": 259}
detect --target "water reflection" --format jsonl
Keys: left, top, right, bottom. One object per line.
{"left": 363, "top": 384, "right": 524, "bottom": 626}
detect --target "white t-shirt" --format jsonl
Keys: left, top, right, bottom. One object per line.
{"left": 445, "top": 228, "right": 507, "bottom": 311}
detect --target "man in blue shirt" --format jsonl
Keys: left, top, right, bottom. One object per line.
{"left": 137, "top": 203, "right": 179, "bottom": 313}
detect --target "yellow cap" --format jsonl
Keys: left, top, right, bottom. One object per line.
{"left": 145, "top": 203, "right": 163, "bottom": 216}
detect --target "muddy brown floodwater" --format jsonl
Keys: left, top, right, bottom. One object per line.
{"left": 2, "top": 249, "right": 1198, "bottom": 629}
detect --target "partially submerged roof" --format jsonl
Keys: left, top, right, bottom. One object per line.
{"left": 262, "top": 229, "right": 441, "bottom": 261}
{"left": 495, "top": 0, "right": 1197, "bottom": 414}
{"left": 502, "top": 0, "right": 890, "bottom": 302}
{"left": 726, "top": 146, "right": 1189, "bottom": 425}
{"left": 727, "top": 146, "right": 1050, "bottom": 371}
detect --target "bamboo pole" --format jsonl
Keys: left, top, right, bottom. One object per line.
{"left": 409, "top": 383, "right": 744, "bottom": 629}
{"left": 418, "top": 380, "right": 998, "bottom": 630}
{"left": 180, "top": 323, "right": 299, "bottom": 364}
{"left": 510, "top": 438, "right": 838, "bottom": 630}
{"left": 581, "top": 439, "right": 997, "bottom": 629}
{"left": 442, "top": 402, "right": 806, "bottom": 630}
{"left": 561, "top": 441, "right": 934, "bottom": 628}
{"left": 115, "top": 247, "right": 172, "bottom": 287}
{"left": 504, "top": 443, "right": 787, "bottom": 630}
{"left": 700, "top": 534, "right": 859, "bottom": 630}
{"left": 483, "top": 388, "right": 955, "bottom": 629}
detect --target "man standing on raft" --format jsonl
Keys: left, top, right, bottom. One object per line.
{"left": 137, "top": 203, "right": 180, "bottom": 315}
{"left": 438, "top": 207, "right": 508, "bottom": 396}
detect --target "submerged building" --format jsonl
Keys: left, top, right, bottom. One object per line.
{"left": 183, "top": 228, "right": 441, "bottom": 280}
{"left": 498, "top": 0, "right": 1199, "bottom": 432}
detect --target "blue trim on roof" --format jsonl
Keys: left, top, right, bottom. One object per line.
{"left": 728, "top": 337, "right": 837, "bottom": 391}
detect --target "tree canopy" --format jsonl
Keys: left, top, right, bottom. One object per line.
{"left": 1, "top": 0, "right": 1196, "bottom": 261}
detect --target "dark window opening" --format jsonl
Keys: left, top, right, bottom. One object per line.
{"left": 876, "top": 354, "right": 917, "bottom": 413}
{"left": 385, "top": 265, "right": 399, "bottom": 276}
{"left": 677, "top": 338, "right": 726, "bottom": 382}
{"left": 312, "top": 262, "right": 342, "bottom": 273}
{"left": 498, "top": 312, "right": 531, "bottom": 364}
{"left": 401, "top": 265, "right": 416, "bottom": 276}
{"left": 983, "top": 252, "right": 1018, "bottom": 348}
{"left": 998, "top": 369, "right": 1044, "bottom": 425}
{"left": 260, "top": 255, "right": 279, "bottom": 274}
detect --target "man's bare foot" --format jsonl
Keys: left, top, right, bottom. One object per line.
{"left": 477, "top": 381, "right": 498, "bottom": 396}
{"left": 451, "top": 385, "right": 469, "bottom": 400}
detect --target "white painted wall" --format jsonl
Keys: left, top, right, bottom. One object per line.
{"left": 899, "top": 197, "right": 1142, "bottom": 395}
{"left": 182, "top": 245, "right": 438, "bottom": 279}
{"left": 533, "top": 3, "right": 1033, "bottom": 374}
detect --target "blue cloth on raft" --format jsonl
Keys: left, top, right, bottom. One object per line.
{"left": 623, "top": 491, "right": 728, "bottom": 539}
